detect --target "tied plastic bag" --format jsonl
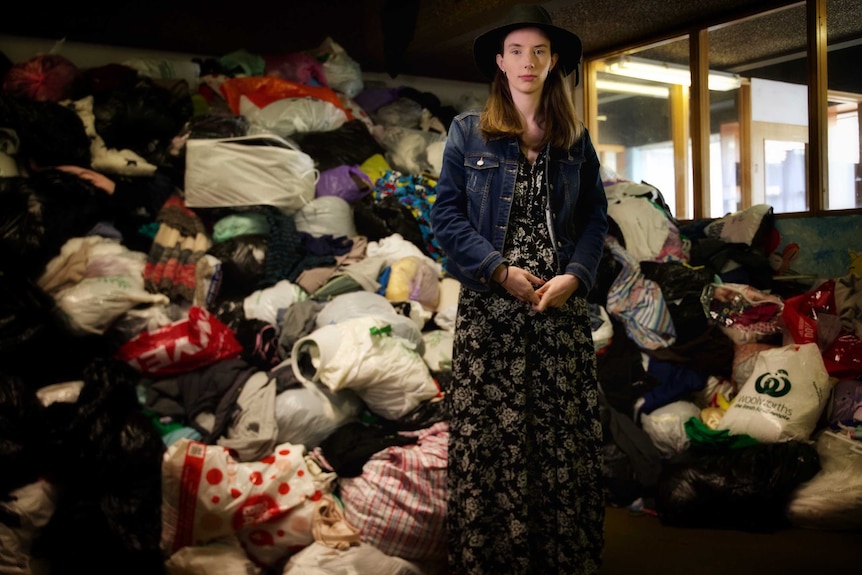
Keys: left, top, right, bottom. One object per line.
{"left": 184, "top": 134, "right": 318, "bottom": 215}
{"left": 115, "top": 306, "right": 243, "bottom": 376}
{"left": 782, "top": 278, "right": 862, "bottom": 377}
{"left": 701, "top": 282, "right": 783, "bottom": 344}
{"left": 161, "top": 438, "right": 317, "bottom": 554}
{"left": 291, "top": 315, "right": 438, "bottom": 420}
{"left": 273, "top": 360, "right": 365, "bottom": 450}
{"left": 315, "top": 37, "right": 364, "bottom": 98}
{"left": 640, "top": 401, "right": 702, "bottom": 457}
{"left": 38, "top": 237, "right": 169, "bottom": 335}
{"left": 239, "top": 94, "right": 347, "bottom": 138}
{"left": 315, "top": 164, "right": 373, "bottom": 203}
{"left": 716, "top": 342, "right": 835, "bottom": 443}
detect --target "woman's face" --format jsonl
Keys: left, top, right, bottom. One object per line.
{"left": 496, "top": 27, "right": 558, "bottom": 94}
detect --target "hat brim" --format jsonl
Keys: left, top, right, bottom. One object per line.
{"left": 473, "top": 22, "right": 582, "bottom": 80}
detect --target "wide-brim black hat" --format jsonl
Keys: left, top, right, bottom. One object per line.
{"left": 473, "top": 3, "right": 583, "bottom": 80}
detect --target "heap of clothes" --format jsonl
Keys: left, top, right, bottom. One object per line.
{"left": 1, "top": 39, "right": 860, "bottom": 575}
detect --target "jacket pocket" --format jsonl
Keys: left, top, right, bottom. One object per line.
{"left": 464, "top": 153, "right": 499, "bottom": 195}
{"left": 463, "top": 153, "right": 499, "bottom": 222}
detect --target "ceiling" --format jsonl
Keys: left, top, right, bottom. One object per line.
{"left": 1, "top": 0, "right": 860, "bottom": 85}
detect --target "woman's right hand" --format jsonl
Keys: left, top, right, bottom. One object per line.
{"left": 498, "top": 265, "right": 544, "bottom": 305}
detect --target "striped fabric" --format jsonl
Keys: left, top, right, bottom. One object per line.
{"left": 606, "top": 237, "right": 677, "bottom": 350}
{"left": 335, "top": 421, "right": 448, "bottom": 562}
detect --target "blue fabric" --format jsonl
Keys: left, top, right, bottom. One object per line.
{"left": 641, "top": 358, "right": 708, "bottom": 414}
{"left": 431, "top": 111, "right": 608, "bottom": 292}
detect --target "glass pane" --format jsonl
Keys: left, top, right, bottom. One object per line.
{"left": 713, "top": 4, "right": 809, "bottom": 214}
{"left": 764, "top": 139, "right": 807, "bottom": 212}
{"left": 826, "top": 0, "right": 862, "bottom": 210}
{"left": 706, "top": 31, "right": 743, "bottom": 218}
{"left": 594, "top": 37, "right": 691, "bottom": 220}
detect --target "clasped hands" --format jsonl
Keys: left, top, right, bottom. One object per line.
{"left": 494, "top": 264, "right": 579, "bottom": 312}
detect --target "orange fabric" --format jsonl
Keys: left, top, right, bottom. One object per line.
{"left": 219, "top": 76, "right": 353, "bottom": 120}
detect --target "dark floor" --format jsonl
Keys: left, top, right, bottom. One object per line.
{"left": 602, "top": 505, "right": 860, "bottom": 575}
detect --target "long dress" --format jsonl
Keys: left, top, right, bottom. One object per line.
{"left": 446, "top": 149, "right": 605, "bottom": 575}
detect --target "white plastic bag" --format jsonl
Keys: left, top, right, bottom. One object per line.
{"left": 239, "top": 94, "right": 347, "bottom": 138}
{"left": 716, "top": 342, "right": 835, "bottom": 442}
{"left": 640, "top": 400, "right": 702, "bottom": 456}
{"left": 282, "top": 542, "right": 425, "bottom": 575}
{"left": 39, "top": 236, "right": 169, "bottom": 335}
{"left": 165, "top": 535, "right": 261, "bottom": 575}
{"left": 243, "top": 279, "right": 308, "bottom": 326}
{"left": 316, "top": 37, "right": 364, "bottom": 98}
{"left": 291, "top": 316, "right": 439, "bottom": 420}
{"left": 161, "top": 438, "right": 316, "bottom": 554}
{"left": 184, "top": 134, "right": 318, "bottom": 215}
{"left": 787, "top": 430, "right": 862, "bottom": 530}
{"left": 274, "top": 370, "right": 365, "bottom": 449}
{"left": 421, "top": 329, "right": 453, "bottom": 372}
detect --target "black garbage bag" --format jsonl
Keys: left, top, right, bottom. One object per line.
{"left": 93, "top": 76, "right": 193, "bottom": 167}
{"left": 0, "top": 169, "right": 114, "bottom": 279}
{"left": 208, "top": 233, "right": 269, "bottom": 300}
{"left": 291, "top": 119, "right": 385, "bottom": 172}
{"left": 353, "top": 193, "right": 430, "bottom": 257}
{"left": 640, "top": 260, "right": 714, "bottom": 302}
{"left": 0, "top": 95, "right": 91, "bottom": 169}
{"left": 0, "top": 372, "right": 46, "bottom": 497}
{"left": 0, "top": 272, "right": 110, "bottom": 384}
{"left": 32, "top": 357, "right": 166, "bottom": 574}
{"left": 655, "top": 440, "right": 821, "bottom": 532}
{"left": 0, "top": 274, "right": 55, "bottom": 356}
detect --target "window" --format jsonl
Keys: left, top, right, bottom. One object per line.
{"left": 583, "top": 0, "right": 862, "bottom": 218}
{"left": 591, "top": 38, "right": 692, "bottom": 218}
{"left": 825, "top": 0, "right": 862, "bottom": 210}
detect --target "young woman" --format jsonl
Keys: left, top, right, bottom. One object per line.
{"left": 431, "top": 4, "right": 609, "bottom": 574}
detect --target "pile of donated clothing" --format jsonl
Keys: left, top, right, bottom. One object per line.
{"left": 1, "top": 37, "right": 861, "bottom": 575}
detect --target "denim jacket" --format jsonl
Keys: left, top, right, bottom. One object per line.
{"left": 431, "top": 110, "right": 608, "bottom": 294}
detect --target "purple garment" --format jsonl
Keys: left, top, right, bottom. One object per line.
{"left": 353, "top": 86, "right": 401, "bottom": 114}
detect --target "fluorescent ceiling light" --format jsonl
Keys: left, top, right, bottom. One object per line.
{"left": 596, "top": 79, "right": 670, "bottom": 98}
{"left": 603, "top": 56, "right": 742, "bottom": 92}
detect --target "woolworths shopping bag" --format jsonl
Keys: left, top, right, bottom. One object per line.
{"left": 716, "top": 342, "right": 834, "bottom": 443}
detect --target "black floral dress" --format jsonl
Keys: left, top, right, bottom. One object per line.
{"left": 447, "top": 150, "right": 605, "bottom": 575}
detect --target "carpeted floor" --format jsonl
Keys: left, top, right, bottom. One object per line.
{"left": 601, "top": 505, "right": 859, "bottom": 574}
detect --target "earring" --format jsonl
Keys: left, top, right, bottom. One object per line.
{"left": 502, "top": 69, "right": 506, "bottom": 75}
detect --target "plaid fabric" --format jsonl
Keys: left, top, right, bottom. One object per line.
{"left": 336, "top": 421, "right": 448, "bottom": 562}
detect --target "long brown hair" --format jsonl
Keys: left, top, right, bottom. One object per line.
{"left": 479, "top": 62, "right": 583, "bottom": 149}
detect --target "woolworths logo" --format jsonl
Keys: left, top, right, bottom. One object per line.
{"left": 754, "top": 369, "right": 792, "bottom": 398}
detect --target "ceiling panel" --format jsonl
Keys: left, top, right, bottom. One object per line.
{"left": 1, "top": 0, "right": 860, "bottom": 84}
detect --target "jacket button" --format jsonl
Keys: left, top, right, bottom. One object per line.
{"left": 477, "top": 159, "right": 484, "bottom": 166}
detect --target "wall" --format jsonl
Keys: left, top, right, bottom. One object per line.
{"left": 774, "top": 213, "right": 862, "bottom": 280}
{"left": 0, "top": 35, "right": 207, "bottom": 71}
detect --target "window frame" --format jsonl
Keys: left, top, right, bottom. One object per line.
{"left": 580, "top": 0, "right": 858, "bottom": 220}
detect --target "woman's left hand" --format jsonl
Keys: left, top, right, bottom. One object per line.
{"left": 532, "top": 274, "right": 580, "bottom": 312}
